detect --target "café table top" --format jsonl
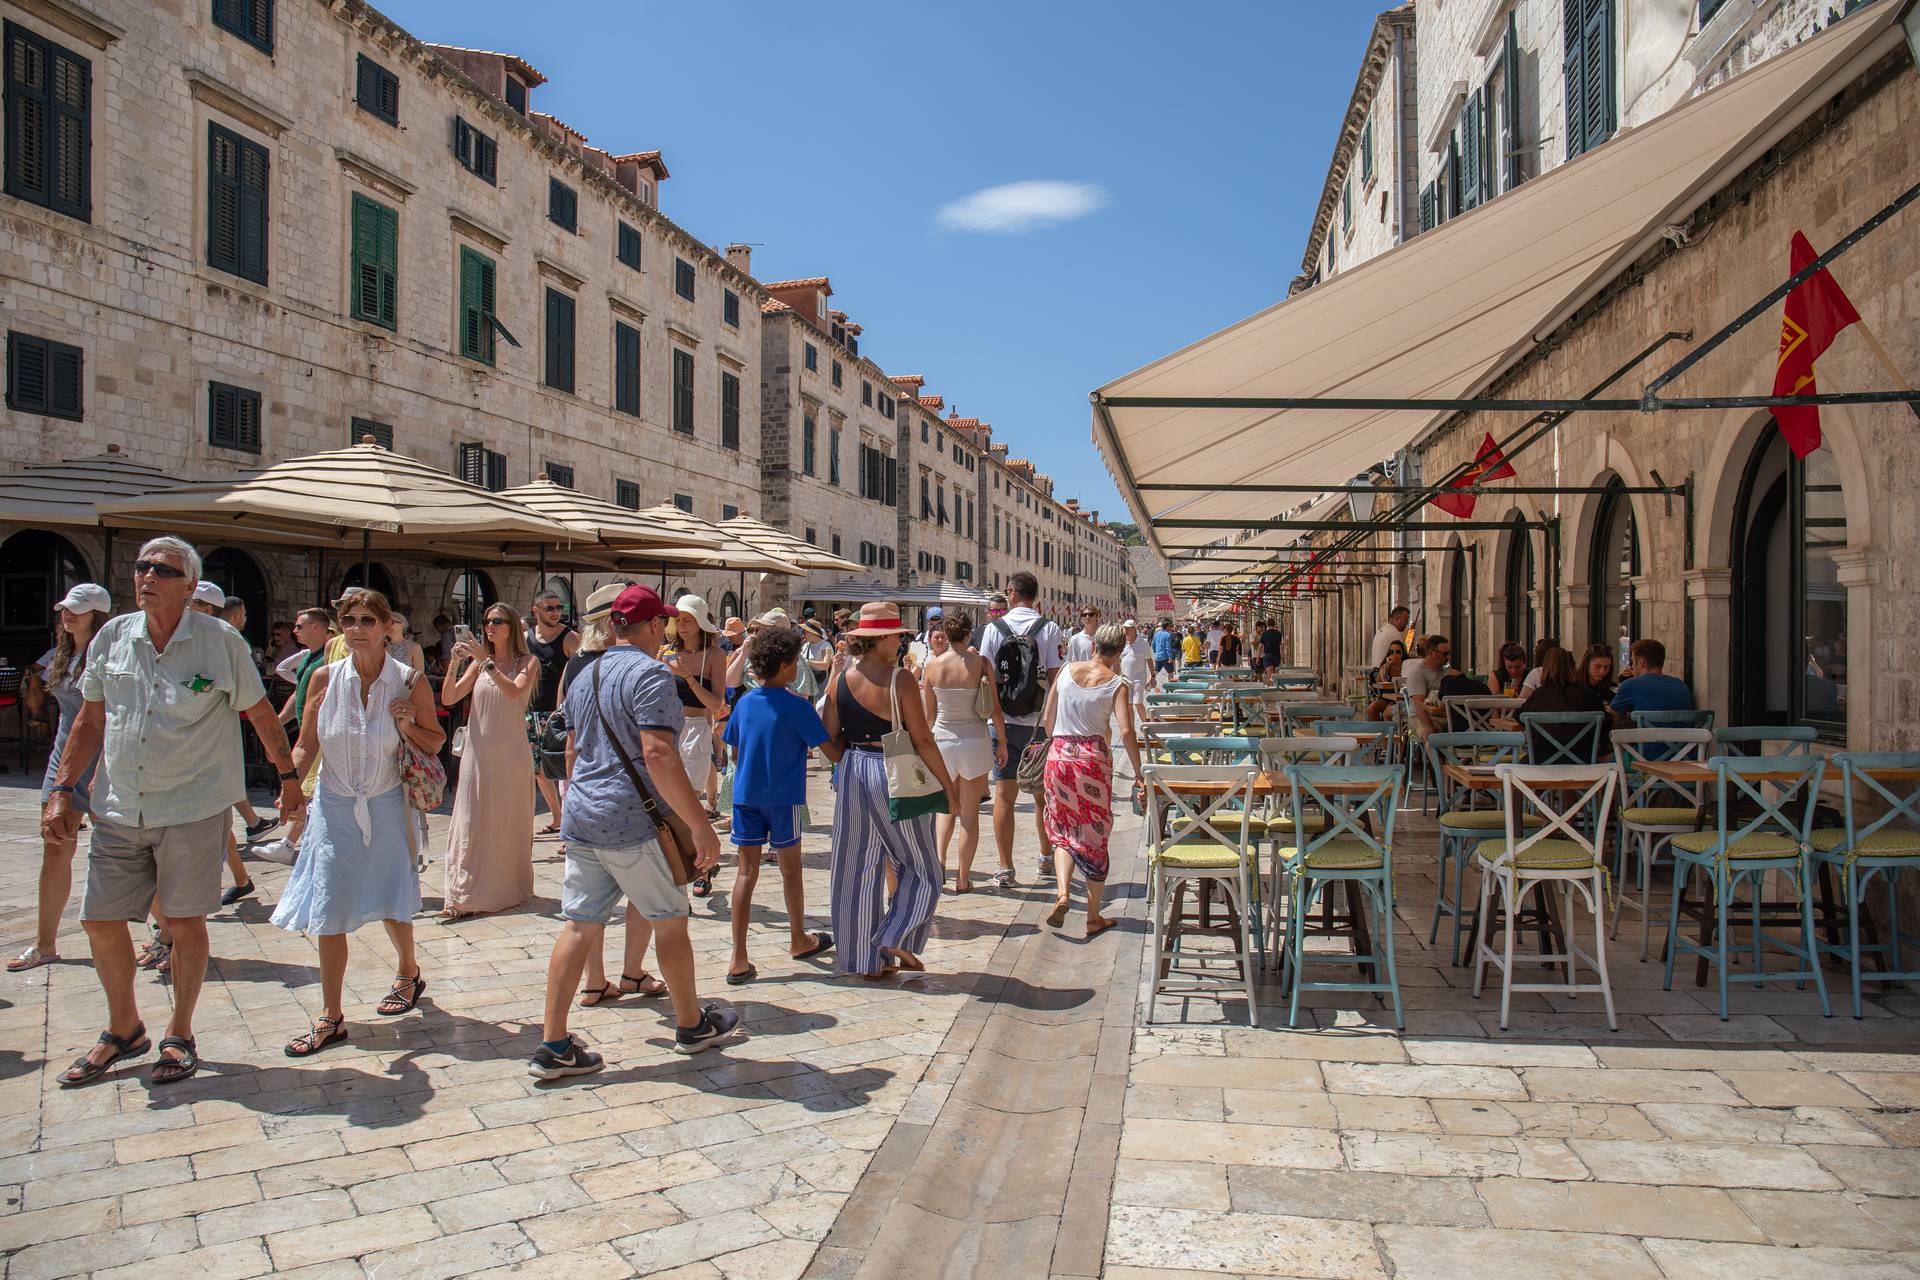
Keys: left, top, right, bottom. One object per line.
{"left": 1152, "top": 770, "right": 1389, "bottom": 797}
{"left": 1634, "top": 758, "right": 1920, "bottom": 785}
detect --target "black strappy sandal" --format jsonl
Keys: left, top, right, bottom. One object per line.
{"left": 284, "top": 1016, "right": 347, "bottom": 1058}
{"left": 376, "top": 973, "right": 426, "bottom": 1017}
{"left": 578, "top": 981, "right": 621, "bottom": 1007}
{"left": 149, "top": 1035, "right": 199, "bottom": 1085}
{"left": 59, "top": 1024, "right": 149, "bottom": 1087}
{"left": 619, "top": 971, "right": 667, "bottom": 998}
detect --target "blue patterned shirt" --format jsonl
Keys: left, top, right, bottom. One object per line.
{"left": 560, "top": 645, "right": 684, "bottom": 849}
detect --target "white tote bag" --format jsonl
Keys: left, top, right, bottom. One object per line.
{"left": 882, "top": 674, "right": 947, "bottom": 821}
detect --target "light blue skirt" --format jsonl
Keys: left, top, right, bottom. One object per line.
{"left": 271, "top": 784, "right": 420, "bottom": 936}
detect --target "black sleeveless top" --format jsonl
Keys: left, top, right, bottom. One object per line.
{"left": 526, "top": 624, "right": 574, "bottom": 714}
{"left": 671, "top": 643, "right": 717, "bottom": 712}
{"left": 835, "top": 669, "right": 893, "bottom": 748}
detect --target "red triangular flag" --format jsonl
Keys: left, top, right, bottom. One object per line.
{"left": 1770, "top": 230, "right": 1861, "bottom": 458}
{"left": 1432, "top": 433, "right": 1517, "bottom": 518}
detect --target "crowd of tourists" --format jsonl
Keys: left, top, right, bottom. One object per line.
{"left": 17, "top": 545, "right": 1151, "bottom": 1086}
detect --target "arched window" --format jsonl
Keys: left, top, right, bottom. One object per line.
{"left": 1589, "top": 478, "right": 1640, "bottom": 651}
{"left": 449, "top": 570, "right": 497, "bottom": 628}
{"left": 1732, "top": 431, "right": 1847, "bottom": 733}
{"left": 719, "top": 591, "right": 740, "bottom": 622}
{"left": 338, "top": 560, "right": 398, "bottom": 607}
{"left": 0, "top": 529, "right": 91, "bottom": 661}
{"left": 1503, "top": 514, "right": 1535, "bottom": 657}
{"left": 1446, "top": 545, "right": 1467, "bottom": 658}
{"left": 204, "top": 547, "right": 270, "bottom": 647}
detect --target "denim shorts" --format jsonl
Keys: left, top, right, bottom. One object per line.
{"left": 730, "top": 803, "right": 801, "bottom": 850}
{"left": 561, "top": 837, "right": 688, "bottom": 924}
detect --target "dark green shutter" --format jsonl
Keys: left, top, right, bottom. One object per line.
{"left": 1581, "top": 0, "right": 1616, "bottom": 156}
{"left": 207, "top": 124, "right": 267, "bottom": 282}
{"left": 614, "top": 321, "right": 640, "bottom": 415}
{"left": 350, "top": 194, "right": 396, "bottom": 329}
{"left": 459, "top": 248, "right": 494, "bottom": 363}
{"left": 1459, "top": 94, "right": 1481, "bottom": 212}
{"left": 721, "top": 371, "right": 740, "bottom": 449}
{"left": 1563, "top": 0, "right": 1584, "bottom": 160}
{"left": 1504, "top": 12, "right": 1523, "bottom": 189}
{"left": 544, "top": 288, "right": 575, "bottom": 392}
{"left": 672, "top": 349, "right": 693, "bottom": 434}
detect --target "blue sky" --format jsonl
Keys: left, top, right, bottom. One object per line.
{"left": 380, "top": 0, "right": 1380, "bottom": 518}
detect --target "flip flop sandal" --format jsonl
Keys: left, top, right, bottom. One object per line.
{"left": 136, "top": 941, "right": 171, "bottom": 971}
{"left": 1086, "top": 918, "right": 1119, "bottom": 940}
{"left": 885, "top": 951, "right": 926, "bottom": 972}
{"left": 792, "top": 933, "right": 835, "bottom": 961}
{"left": 619, "top": 971, "right": 668, "bottom": 998}
{"left": 8, "top": 946, "right": 58, "bottom": 972}
{"left": 1046, "top": 902, "right": 1070, "bottom": 928}
{"left": 149, "top": 1035, "right": 199, "bottom": 1086}
{"left": 284, "top": 1016, "right": 347, "bottom": 1058}
{"left": 578, "top": 982, "right": 621, "bottom": 1008}
{"left": 690, "top": 874, "right": 713, "bottom": 898}
{"left": 724, "top": 965, "right": 757, "bottom": 986}
{"left": 859, "top": 967, "right": 899, "bottom": 982}
{"left": 376, "top": 974, "right": 427, "bottom": 1016}
{"left": 59, "top": 1025, "right": 149, "bottom": 1087}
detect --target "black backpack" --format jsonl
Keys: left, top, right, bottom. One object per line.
{"left": 991, "top": 617, "right": 1047, "bottom": 717}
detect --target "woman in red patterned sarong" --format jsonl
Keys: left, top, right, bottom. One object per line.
{"left": 1041, "top": 624, "right": 1145, "bottom": 938}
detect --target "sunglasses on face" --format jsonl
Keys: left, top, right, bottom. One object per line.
{"left": 484, "top": 618, "right": 509, "bottom": 628}
{"left": 133, "top": 559, "right": 187, "bottom": 580}
{"left": 340, "top": 614, "right": 382, "bottom": 628}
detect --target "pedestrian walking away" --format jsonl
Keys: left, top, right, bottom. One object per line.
{"left": 273, "top": 588, "right": 445, "bottom": 1057}
{"left": 1041, "top": 624, "right": 1143, "bottom": 938}
{"left": 978, "top": 571, "right": 1064, "bottom": 886}
{"left": 45, "top": 537, "right": 304, "bottom": 1087}
{"left": 922, "top": 608, "right": 1007, "bottom": 892}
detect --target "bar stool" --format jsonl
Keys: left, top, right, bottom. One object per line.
{"left": 1809, "top": 752, "right": 1920, "bottom": 1018}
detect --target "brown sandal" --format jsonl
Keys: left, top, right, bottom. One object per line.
{"left": 578, "top": 982, "right": 621, "bottom": 1008}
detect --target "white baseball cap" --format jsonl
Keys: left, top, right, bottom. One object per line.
{"left": 55, "top": 583, "right": 110, "bottom": 615}
{"left": 193, "top": 580, "right": 227, "bottom": 608}
{"left": 1123, "top": 618, "right": 1139, "bottom": 627}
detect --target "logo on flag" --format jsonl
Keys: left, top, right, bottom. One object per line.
{"left": 1770, "top": 230, "right": 1860, "bottom": 458}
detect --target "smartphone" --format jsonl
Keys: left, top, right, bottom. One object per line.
{"left": 453, "top": 624, "right": 475, "bottom": 646}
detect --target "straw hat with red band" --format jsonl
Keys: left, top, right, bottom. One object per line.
{"left": 846, "top": 602, "right": 911, "bottom": 637}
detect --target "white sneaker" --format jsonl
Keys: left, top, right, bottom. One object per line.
{"left": 254, "top": 838, "right": 298, "bottom": 866}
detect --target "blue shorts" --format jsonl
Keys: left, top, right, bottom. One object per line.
{"left": 731, "top": 803, "right": 800, "bottom": 850}
{"left": 991, "top": 721, "right": 1040, "bottom": 782}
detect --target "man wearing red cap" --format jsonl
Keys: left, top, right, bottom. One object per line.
{"left": 532, "top": 586, "right": 740, "bottom": 1078}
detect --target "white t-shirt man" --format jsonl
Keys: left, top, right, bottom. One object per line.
{"left": 978, "top": 605, "right": 1064, "bottom": 727}
{"left": 1118, "top": 636, "right": 1153, "bottom": 707}
{"left": 1369, "top": 620, "right": 1406, "bottom": 667}
{"left": 1066, "top": 627, "right": 1098, "bottom": 663}
{"left": 1403, "top": 658, "right": 1447, "bottom": 734}
{"left": 1205, "top": 626, "right": 1224, "bottom": 660}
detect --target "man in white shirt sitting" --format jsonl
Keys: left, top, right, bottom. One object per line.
{"left": 1402, "top": 634, "right": 1452, "bottom": 738}
{"left": 1370, "top": 606, "right": 1410, "bottom": 669}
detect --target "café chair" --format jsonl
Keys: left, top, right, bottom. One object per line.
{"left": 1713, "top": 724, "right": 1817, "bottom": 756}
{"left": 1520, "top": 711, "right": 1607, "bottom": 766}
{"left": 1144, "top": 764, "right": 1262, "bottom": 1025}
{"left": 1808, "top": 752, "right": 1920, "bottom": 1018}
{"left": 1428, "top": 732, "right": 1538, "bottom": 966}
{"left": 1256, "top": 735, "right": 1360, "bottom": 962}
{"left": 1610, "top": 728, "right": 1713, "bottom": 957}
{"left": 1662, "top": 755, "right": 1831, "bottom": 1021}
{"left": 1631, "top": 708, "right": 1715, "bottom": 731}
{"left": 1276, "top": 764, "right": 1404, "bottom": 1029}
{"left": 1470, "top": 763, "right": 1621, "bottom": 1030}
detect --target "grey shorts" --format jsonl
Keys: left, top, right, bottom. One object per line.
{"left": 562, "top": 837, "right": 688, "bottom": 925}
{"left": 81, "top": 812, "right": 229, "bottom": 921}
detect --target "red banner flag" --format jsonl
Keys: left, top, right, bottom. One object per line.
{"left": 1431, "top": 433, "right": 1517, "bottom": 518}
{"left": 1770, "top": 230, "right": 1861, "bottom": 458}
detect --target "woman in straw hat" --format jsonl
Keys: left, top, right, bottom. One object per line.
{"left": 821, "top": 603, "right": 957, "bottom": 979}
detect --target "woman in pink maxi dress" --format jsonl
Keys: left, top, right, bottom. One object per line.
{"left": 441, "top": 604, "right": 538, "bottom": 916}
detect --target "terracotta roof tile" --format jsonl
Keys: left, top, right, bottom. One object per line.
{"left": 918, "top": 395, "right": 944, "bottom": 410}
{"left": 764, "top": 277, "right": 832, "bottom": 292}
{"left": 611, "top": 150, "right": 670, "bottom": 179}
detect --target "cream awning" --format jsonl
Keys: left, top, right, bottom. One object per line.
{"left": 496, "top": 479, "right": 723, "bottom": 551}
{"left": 0, "top": 448, "right": 186, "bottom": 527}
{"left": 1092, "top": 6, "right": 1905, "bottom": 562}
{"left": 799, "top": 579, "right": 996, "bottom": 607}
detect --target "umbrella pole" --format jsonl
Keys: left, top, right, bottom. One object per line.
{"left": 316, "top": 549, "right": 326, "bottom": 605}
{"left": 359, "top": 528, "right": 370, "bottom": 587}
{"left": 538, "top": 543, "right": 546, "bottom": 597}
{"left": 738, "top": 570, "right": 744, "bottom": 615}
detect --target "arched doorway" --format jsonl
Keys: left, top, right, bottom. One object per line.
{"left": 1732, "top": 432, "right": 1846, "bottom": 733}
{"left": 449, "top": 570, "right": 497, "bottom": 628}
{"left": 203, "top": 548, "right": 270, "bottom": 648}
{"left": 339, "top": 560, "right": 398, "bottom": 606}
{"left": 719, "top": 590, "right": 740, "bottom": 622}
{"left": 1588, "top": 477, "right": 1640, "bottom": 654}
{"left": 1503, "top": 514, "right": 1535, "bottom": 656}
{"left": 0, "top": 529, "right": 91, "bottom": 667}
{"left": 541, "top": 575, "right": 576, "bottom": 620}
{"left": 1445, "top": 545, "right": 1467, "bottom": 659}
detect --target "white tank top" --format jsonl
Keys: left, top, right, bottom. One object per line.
{"left": 1054, "top": 671, "right": 1125, "bottom": 738}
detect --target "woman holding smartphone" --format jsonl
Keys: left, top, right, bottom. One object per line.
{"left": 440, "top": 604, "right": 538, "bottom": 917}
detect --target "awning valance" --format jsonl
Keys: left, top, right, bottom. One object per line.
{"left": 1092, "top": 6, "right": 1905, "bottom": 563}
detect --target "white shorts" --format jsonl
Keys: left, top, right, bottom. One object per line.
{"left": 680, "top": 717, "right": 714, "bottom": 791}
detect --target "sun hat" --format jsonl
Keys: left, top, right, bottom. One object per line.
{"left": 610, "top": 585, "right": 673, "bottom": 626}
{"left": 1123, "top": 618, "right": 1139, "bottom": 627}
{"left": 581, "top": 582, "right": 626, "bottom": 622}
{"left": 722, "top": 616, "right": 746, "bottom": 641}
{"left": 56, "top": 583, "right": 110, "bottom": 615}
{"left": 751, "top": 608, "right": 794, "bottom": 629}
{"left": 192, "top": 580, "right": 226, "bottom": 608}
{"left": 801, "top": 619, "right": 826, "bottom": 640}
{"left": 847, "top": 602, "right": 911, "bottom": 637}
{"left": 674, "top": 593, "right": 719, "bottom": 633}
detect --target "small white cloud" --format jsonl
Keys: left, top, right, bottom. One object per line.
{"left": 936, "top": 180, "right": 1107, "bottom": 234}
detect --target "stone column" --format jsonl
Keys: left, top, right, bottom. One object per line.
{"left": 1827, "top": 545, "right": 1881, "bottom": 750}
{"left": 1682, "top": 567, "right": 1732, "bottom": 716}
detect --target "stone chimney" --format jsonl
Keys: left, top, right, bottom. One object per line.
{"left": 725, "top": 244, "right": 752, "bottom": 274}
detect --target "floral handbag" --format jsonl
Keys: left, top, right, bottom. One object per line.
{"left": 396, "top": 673, "right": 446, "bottom": 811}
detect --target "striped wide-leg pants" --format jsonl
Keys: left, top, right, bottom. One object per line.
{"left": 830, "top": 747, "right": 942, "bottom": 975}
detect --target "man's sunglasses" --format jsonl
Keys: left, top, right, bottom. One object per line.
{"left": 133, "top": 559, "right": 187, "bottom": 580}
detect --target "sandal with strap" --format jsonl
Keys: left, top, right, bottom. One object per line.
{"left": 284, "top": 1015, "right": 347, "bottom": 1058}
{"left": 59, "top": 1024, "right": 149, "bottom": 1087}
{"left": 619, "top": 971, "right": 667, "bottom": 998}
{"left": 136, "top": 940, "right": 170, "bottom": 971}
{"left": 8, "top": 945, "right": 58, "bottom": 972}
{"left": 149, "top": 1035, "right": 199, "bottom": 1085}
{"left": 376, "top": 973, "right": 426, "bottom": 1017}
{"left": 578, "top": 982, "right": 621, "bottom": 1008}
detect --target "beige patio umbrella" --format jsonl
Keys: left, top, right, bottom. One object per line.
{"left": 495, "top": 478, "right": 725, "bottom": 554}
{"left": 0, "top": 445, "right": 186, "bottom": 527}
{"left": 716, "top": 515, "right": 861, "bottom": 574}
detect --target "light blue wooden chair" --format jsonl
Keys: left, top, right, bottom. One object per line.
{"left": 1428, "top": 732, "right": 1537, "bottom": 966}
{"left": 1631, "top": 708, "right": 1715, "bottom": 731}
{"left": 1662, "top": 755, "right": 1831, "bottom": 1021}
{"left": 1809, "top": 752, "right": 1920, "bottom": 1018}
{"left": 1282, "top": 701, "right": 1354, "bottom": 737}
{"left": 1144, "top": 763, "right": 1262, "bottom": 1025}
{"left": 1713, "top": 724, "right": 1817, "bottom": 756}
{"left": 1277, "top": 764, "right": 1403, "bottom": 1028}
{"left": 1610, "top": 728, "right": 1713, "bottom": 958}
{"left": 1255, "top": 735, "right": 1359, "bottom": 965}
{"left": 1316, "top": 719, "right": 1394, "bottom": 769}
{"left": 1520, "top": 711, "right": 1608, "bottom": 766}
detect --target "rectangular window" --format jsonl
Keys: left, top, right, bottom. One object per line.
{"left": 456, "top": 442, "right": 506, "bottom": 491}
{"left": 1360, "top": 114, "right": 1374, "bottom": 184}
{"left": 921, "top": 421, "right": 928, "bottom": 443}
{"left": 4, "top": 22, "right": 89, "bottom": 221}
{"left": 349, "top": 416, "right": 392, "bottom": 449}
{"left": 805, "top": 527, "right": 817, "bottom": 546}
{"left": 674, "top": 258, "right": 695, "bottom": 301}
{"left": 829, "top": 427, "right": 841, "bottom": 486}
{"left": 208, "top": 381, "right": 262, "bottom": 452}
{"left": 862, "top": 380, "right": 872, "bottom": 406}
{"left": 1341, "top": 181, "right": 1351, "bottom": 235}
{"left": 723, "top": 503, "right": 738, "bottom": 521}
{"left": 615, "top": 479, "right": 641, "bottom": 510}
{"left": 804, "top": 343, "right": 818, "bottom": 372}
{"left": 355, "top": 54, "right": 399, "bottom": 125}
{"left": 458, "top": 246, "right": 498, "bottom": 364}
{"left": 504, "top": 75, "right": 526, "bottom": 114}
{"left": 1564, "top": 0, "right": 1617, "bottom": 161}
{"left": 671, "top": 348, "right": 694, "bottom": 434}
{"left": 453, "top": 116, "right": 497, "bottom": 184}
{"left": 720, "top": 371, "right": 740, "bottom": 449}
{"left": 617, "top": 221, "right": 642, "bottom": 270}
{"left": 831, "top": 359, "right": 842, "bottom": 388}
{"left": 832, "top": 534, "right": 842, "bottom": 558}
{"left": 207, "top": 122, "right": 268, "bottom": 283}
{"left": 544, "top": 461, "right": 574, "bottom": 488}
{"left": 723, "top": 289, "right": 739, "bottom": 327}
{"left": 5, "top": 331, "right": 82, "bottom": 420}
{"left": 1459, "top": 90, "right": 1484, "bottom": 212}
{"left": 802, "top": 416, "right": 816, "bottom": 476}
{"left": 543, "top": 288, "right": 575, "bottom": 393}
{"left": 673, "top": 493, "right": 693, "bottom": 514}
{"left": 348, "top": 193, "right": 397, "bottom": 330}
{"left": 548, "top": 177, "right": 577, "bottom": 232}
{"left": 613, "top": 321, "right": 640, "bottom": 416}
{"left": 212, "top": 0, "right": 273, "bottom": 54}
{"left": 920, "top": 474, "right": 931, "bottom": 519}
{"left": 880, "top": 394, "right": 894, "bottom": 419}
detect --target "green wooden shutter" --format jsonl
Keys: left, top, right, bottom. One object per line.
{"left": 1581, "top": 0, "right": 1616, "bottom": 155}
{"left": 614, "top": 321, "right": 640, "bottom": 415}
{"left": 49, "top": 41, "right": 87, "bottom": 219}
{"left": 1459, "top": 95, "right": 1481, "bottom": 212}
{"left": 721, "top": 371, "right": 740, "bottom": 449}
{"left": 1563, "top": 0, "right": 1585, "bottom": 160}
{"left": 1504, "top": 11, "right": 1523, "bottom": 189}
{"left": 349, "top": 194, "right": 396, "bottom": 329}
{"left": 459, "top": 248, "right": 495, "bottom": 363}
{"left": 672, "top": 349, "right": 693, "bottom": 434}
{"left": 544, "top": 288, "right": 574, "bottom": 392}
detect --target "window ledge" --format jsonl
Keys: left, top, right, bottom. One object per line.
{"left": 14, "top": 0, "right": 121, "bottom": 48}
{"left": 1685, "top": 0, "right": 1783, "bottom": 80}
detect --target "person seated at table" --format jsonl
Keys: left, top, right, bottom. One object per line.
{"left": 1364, "top": 641, "right": 1406, "bottom": 721}
{"left": 1579, "top": 643, "right": 1617, "bottom": 704}
{"left": 1609, "top": 638, "right": 1692, "bottom": 727}
{"left": 1403, "top": 634, "right": 1451, "bottom": 737}
{"left": 1437, "top": 665, "right": 1492, "bottom": 732}
{"left": 1493, "top": 642, "right": 1529, "bottom": 697}
{"left": 1520, "top": 635, "right": 1559, "bottom": 694}
{"left": 1517, "top": 646, "right": 1607, "bottom": 758}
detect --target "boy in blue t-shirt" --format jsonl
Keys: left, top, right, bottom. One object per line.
{"left": 721, "top": 626, "right": 840, "bottom": 982}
